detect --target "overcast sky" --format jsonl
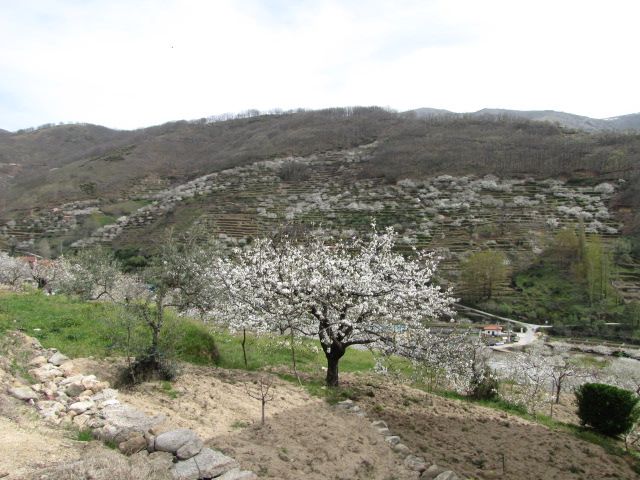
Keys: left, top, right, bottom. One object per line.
{"left": 1, "top": 0, "right": 639, "bottom": 131}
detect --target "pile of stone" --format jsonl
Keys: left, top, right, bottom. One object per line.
{"left": 7, "top": 344, "right": 255, "bottom": 480}
{"left": 143, "top": 429, "right": 255, "bottom": 480}
{"left": 336, "top": 399, "right": 460, "bottom": 480}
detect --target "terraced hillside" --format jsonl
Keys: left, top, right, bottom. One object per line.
{"left": 2, "top": 143, "right": 633, "bottom": 300}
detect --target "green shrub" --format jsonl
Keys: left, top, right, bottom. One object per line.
{"left": 470, "top": 368, "right": 499, "bottom": 401}
{"left": 575, "top": 383, "right": 640, "bottom": 436}
{"left": 175, "top": 321, "right": 220, "bottom": 365}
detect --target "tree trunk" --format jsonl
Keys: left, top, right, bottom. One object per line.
{"left": 289, "top": 328, "right": 301, "bottom": 385}
{"left": 150, "top": 299, "right": 164, "bottom": 360}
{"left": 324, "top": 343, "right": 346, "bottom": 387}
{"left": 151, "top": 325, "right": 160, "bottom": 359}
{"left": 241, "top": 328, "right": 248, "bottom": 369}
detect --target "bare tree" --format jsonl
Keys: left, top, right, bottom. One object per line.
{"left": 547, "top": 346, "right": 592, "bottom": 405}
{"left": 245, "top": 376, "right": 275, "bottom": 425}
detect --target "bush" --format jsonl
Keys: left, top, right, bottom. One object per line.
{"left": 175, "top": 321, "right": 220, "bottom": 365}
{"left": 470, "top": 368, "right": 499, "bottom": 401}
{"left": 116, "top": 350, "right": 177, "bottom": 387}
{"left": 575, "top": 383, "right": 640, "bottom": 436}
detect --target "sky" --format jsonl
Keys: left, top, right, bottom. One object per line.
{"left": 1, "top": 0, "right": 639, "bottom": 131}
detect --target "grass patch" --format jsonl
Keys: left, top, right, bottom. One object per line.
{"left": 0, "top": 292, "right": 219, "bottom": 367}
{"left": 0, "top": 291, "right": 115, "bottom": 357}
{"left": 100, "top": 200, "right": 149, "bottom": 217}
{"left": 231, "top": 420, "right": 249, "bottom": 429}
{"left": 174, "top": 320, "right": 220, "bottom": 365}
{"left": 104, "top": 439, "right": 118, "bottom": 450}
{"left": 159, "top": 380, "right": 179, "bottom": 399}
{"left": 90, "top": 213, "right": 117, "bottom": 227}
{"left": 76, "top": 429, "right": 94, "bottom": 442}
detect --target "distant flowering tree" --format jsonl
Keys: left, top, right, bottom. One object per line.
{"left": 56, "top": 247, "right": 123, "bottom": 300}
{"left": 499, "top": 343, "right": 554, "bottom": 414}
{"left": 26, "top": 256, "right": 70, "bottom": 292}
{"left": 0, "top": 252, "right": 31, "bottom": 290}
{"left": 387, "top": 329, "right": 496, "bottom": 398}
{"left": 602, "top": 360, "right": 640, "bottom": 397}
{"left": 547, "top": 345, "right": 593, "bottom": 404}
{"left": 217, "top": 225, "right": 456, "bottom": 386}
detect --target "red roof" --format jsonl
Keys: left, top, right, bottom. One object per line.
{"left": 483, "top": 325, "right": 503, "bottom": 331}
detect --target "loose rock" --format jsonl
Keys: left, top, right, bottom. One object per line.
{"left": 155, "top": 428, "right": 201, "bottom": 454}
{"left": 48, "top": 352, "right": 69, "bottom": 366}
{"left": 194, "top": 448, "right": 239, "bottom": 478}
{"left": 144, "top": 431, "right": 156, "bottom": 452}
{"left": 421, "top": 465, "right": 446, "bottom": 479}
{"left": 68, "top": 400, "right": 94, "bottom": 414}
{"left": 404, "top": 455, "right": 428, "bottom": 472}
{"left": 36, "top": 400, "right": 65, "bottom": 419}
{"left": 91, "top": 388, "right": 118, "bottom": 402}
{"left": 385, "top": 435, "right": 401, "bottom": 446}
{"left": 8, "top": 386, "right": 39, "bottom": 401}
{"left": 434, "top": 472, "right": 459, "bottom": 480}
{"left": 65, "top": 382, "right": 85, "bottom": 397}
{"left": 97, "top": 403, "right": 165, "bottom": 443}
{"left": 59, "top": 361, "right": 75, "bottom": 376}
{"left": 29, "top": 356, "right": 47, "bottom": 366}
{"left": 217, "top": 468, "right": 258, "bottom": 480}
{"left": 176, "top": 438, "right": 204, "bottom": 460}
{"left": 119, "top": 434, "right": 148, "bottom": 455}
{"left": 393, "top": 443, "right": 410, "bottom": 455}
{"left": 30, "top": 364, "right": 63, "bottom": 382}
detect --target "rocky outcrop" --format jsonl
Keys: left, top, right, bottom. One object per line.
{"left": 171, "top": 448, "right": 238, "bottom": 480}
{"left": 5, "top": 340, "right": 256, "bottom": 480}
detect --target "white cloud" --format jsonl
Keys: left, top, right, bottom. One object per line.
{"left": 0, "top": 0, "right": 638, "bottom": 130}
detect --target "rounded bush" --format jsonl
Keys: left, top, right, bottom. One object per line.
{"left": 575, "top": 383, "right": 640, "bottom": 436}
{"left": 470, "top": 368, "right": 499, "bottom": 401}
{"left": 175, "top": 322, "right": 220, "bottom": 365}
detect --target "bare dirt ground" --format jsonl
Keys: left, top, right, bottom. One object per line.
{"left": 76, "top": 360, "right": 416, "bottom": 480}
{"left": 0, "top": 400, "right": 84, "bottom": 478}
{"left": 78, "top": 359, "right": 640, "bottom": 480}
{"left": 342, "top": 375, "right": 639, "bottom": 480}
{"left": 2, "top": 342, "right": 638, "bottom": 480}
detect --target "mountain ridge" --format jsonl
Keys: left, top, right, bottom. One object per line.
{"left": 408, "top": 107, "right": 640, "bottom": 132}
{"left": 1, "top": 107, "right": 639, "bottom": 252}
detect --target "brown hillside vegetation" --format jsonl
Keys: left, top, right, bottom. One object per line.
{"left": 2, "top": 109, "right": 639, "bottom": 220}
{"left": 0, "top": 108, "right": 393, "bottom": 214}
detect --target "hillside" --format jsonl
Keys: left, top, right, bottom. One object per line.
{"left": 0, "top": 108, "right": 393, "bottom": 215}
{"left": 409, "top": 108, "right": 640, "bottom": 133}
{"left": 2, "top": 108, "right": 640, "bottom": 219}
{"left": 1, "top": 108, "right": 640, "bottom": 333}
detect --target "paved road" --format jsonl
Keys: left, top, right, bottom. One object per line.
{"left": 454, "top": 303, "right": 547, "bottom": 351}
